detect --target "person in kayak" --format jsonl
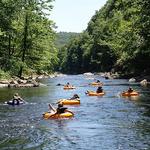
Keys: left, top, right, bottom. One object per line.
{"left": 56, "top": 103, "right": 68, "bottom": 114}
{"left": 96, "top": 80, "right": 100, "bottom": 83}
{"left": 12, "top": 93, "right": 24, "bottom": 105}
{"left": 70, "top": 94, "right": 80, "bottom": 100}
{"left": 127, "top": 87, "right": 134, "bottom": 93}
{"left": 49, "top": 103, "right": 68, "bottom": 114}
{"left": 96, "top": 86, "right": 103, "bottom": 93}
{"left": 65, "top": 82, "right": 70, "bottom": 87}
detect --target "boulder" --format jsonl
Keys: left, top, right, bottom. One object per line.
{"left": 83, "top": 72, "right": 94, "bottom": 76}
{"left": 10, "top": 80, "right": 18, "bottom": 85}
{"left": 0, "top": 84, "right": 8, "bottom": 87}
{"left": 0, "top": 80, "right": 10, "bottom": 84}
{"left": 17, "top": 79, "right": 27, "bottom": 84}
{"left": 140, "top": 79, "right": 148, "bottom": 86}
{"left": 129, "top": 78, "right": 136, "bottom": 82}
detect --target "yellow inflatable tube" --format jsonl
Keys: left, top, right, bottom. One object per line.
{"left": 43, "top": 110, "right": 74, "bottom": 119}
{"left": 121, "top": 91, "right": 139, "bottom": 97}
{"left": 58, "top": 99, "right": 80, "bottom": 105}
{"left": 86, "top": 91, "right": 105, "bottom": 96}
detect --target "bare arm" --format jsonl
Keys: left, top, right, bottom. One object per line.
{"left": 16, "top": 96, "right": 26, "bottom": 103}
{"left": 65, "top": 109, "right": 74, "bottom": 116}
{"left": 49, "top": 104, "right": 56, "bottom": 113}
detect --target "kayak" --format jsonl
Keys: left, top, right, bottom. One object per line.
{"left": 86, "top": 91, "right": 105, "bottom": 96}
{"left": 5, "top": 100, "right": 24, "bottom": 105}
{"left": 58, "top": 99, "right": 80, "bottom": 105}
{"left": 121, "top": 91, "right": 139, "bottom": 97}
{"left": 90, "top": 82, "right": 103, "bottom": 86}
{"left": 63, "top": 86, "right": 76, "bottom": 90}
{"left": 43, "top": 111, "right": 74, "bottom": 119}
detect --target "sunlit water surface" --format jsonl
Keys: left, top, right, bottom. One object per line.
{"left": 0, "top": 75, "right": 150, "bottom": 150}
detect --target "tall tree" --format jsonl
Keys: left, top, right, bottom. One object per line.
{"left": 0, "top": 0, "right": 58, "bottom": 78}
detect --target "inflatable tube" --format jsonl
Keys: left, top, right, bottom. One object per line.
{"left": 90, "top": 82, "right": 103, "bottom": 86}
{"left": 121, "top": 91, "right": 139, "bottom": 97}
{"left": 63, "top": 86, "right": 76, "bottom": 90}
{"left": 5, "top": 100, "right": 24, "bottom": 105}
{"left": 43, "top": 111, "right": 74, "bottom": 119}
{"left": 86, "top": 91, "right": 105, "bottom": 96}
{"left": 58, "top": 99, "right": 80, "bottom": 105}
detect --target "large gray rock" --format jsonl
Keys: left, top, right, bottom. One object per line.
{"left": 129, "top": 78, "right": 136, "bottom": 82}
{"left": 10, "top": 80, "right": 18, "bottom": 85}
{"left": 0, "top": 80, "right": 10, "bottom": 84}
{"left": 17, "top": 79, "right": 27, "bottom": 84}
{"left": 0, "top": 84, "right": 8, "bottom": 87}
{"left": 140, "top": 79, "right": 148, "bottom": 86}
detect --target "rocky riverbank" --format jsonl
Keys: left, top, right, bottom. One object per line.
{"left": 92, "top": 72, "right": 150, "bottom": 86}
{"left": 0, "top": 73, "right": 66, "bottom": 88}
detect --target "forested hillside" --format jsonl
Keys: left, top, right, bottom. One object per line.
{"left": 1, "top": 0, "right": 150, "bottom": 78}
{"left": 55, "top": 32, "right": 79, "bottom": 71}
{"left": 59, "top": 0, "right": 150, "bottom": 76}
{"left": 55, "top": 32, "right": 79, "bottom": 48}
{"left": 0, "top": 0, "right": 58, "bottom": 78}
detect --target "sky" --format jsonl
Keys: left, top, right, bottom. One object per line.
{"left": 50, "top": 0, "right": 107, "bottom": 33}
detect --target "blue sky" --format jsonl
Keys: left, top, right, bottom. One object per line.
{"left": 50, "top": 0, "right": 107, "bottom": 32}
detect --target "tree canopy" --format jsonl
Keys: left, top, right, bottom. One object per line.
{"left": 0, "top": 0, "right": 58, "bottom": 78}
{"left": 59, "top": 0, "right": 150, "bottom": 76}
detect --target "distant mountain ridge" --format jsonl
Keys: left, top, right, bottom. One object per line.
{"left": 55, "top": 32, "right": 79, "bottom": 48}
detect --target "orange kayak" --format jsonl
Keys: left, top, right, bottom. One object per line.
{"left": 86, "top": 91, "right": 105, "bottom": 96}
{"left": 58, "top": 99, "right": 80, "bottom": 105}
{"left": 121, "top": 91, "right": 139, "bottom": 97}
{"left": 43, "top": 110, "right": 74, "bottom": 119}
{"left": 63, "top": 86, "right": 76, "bottom": 90}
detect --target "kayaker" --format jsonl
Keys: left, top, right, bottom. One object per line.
{"left": 127, "top": 87, "right": 134, "bottom": 93}
{"left": 56, "top": 103, "right": 68, "bottom": 114}
{"left": 96, "top": 80, "right": 100, "bottom": 83}
{"left": 49, "top": 103, "right": 68, "bottom": 114}
{"left": 65, "top": 82, "right": 70, "bottom": 87}
{"left": 96, "top": 86, "right": 103, "bottom": 93}
{"left": 12, "top": 93, "right": 24, "bottom": 105}
{"left": 70, "top": 94, "right": 80, "bottom": 100}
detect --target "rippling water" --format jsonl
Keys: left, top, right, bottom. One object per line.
{"left": 0, "top": 75, "right": 150, "bottom": 150}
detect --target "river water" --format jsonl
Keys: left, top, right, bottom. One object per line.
{"left": 0, "top": 75, "right": 150, "bottom": 150}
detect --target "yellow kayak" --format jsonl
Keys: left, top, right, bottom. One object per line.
{"left": 43, "top": 110, "right": 74, "bottom": 119}
{"left": 86, "top": 91, "right": 105, "bottom": 96}
{"left": 58, "top": 99, "right": 80, "bottom": 105}
{"left": 121, "top": 91, "right": 139, "bottom": 97}
{"left": 90, "top": 82, "right": 103, "bottom": 86}
{"left": 63, "top": 86, "right": 76, "bottom": 90}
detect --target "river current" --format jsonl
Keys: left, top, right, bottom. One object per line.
{"left": 0, "top": 75, "right": 150, "bottom": 150}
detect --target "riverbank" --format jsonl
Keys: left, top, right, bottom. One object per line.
{"left": 0, "top": 72, "right": 66, "bottom": 88}
{"left": 91, "top": 72, "right": 150, "bottom": 86}
{"left": 117, "top": 72, "right": 150, "bottom": 82}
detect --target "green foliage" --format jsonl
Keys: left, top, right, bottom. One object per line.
{"left": 55, "top": 32, "right": 80, "bottom": 71}
{"left": 55, "top": 32, "right": 79, "bottom": 48}
{"left": 0, "top": 0, "right": 58, "bottom": 77}
{"left": 59, "top": 0, "right": 150, "bottom": 75}
{"left": 0, "top": 69, "right": 11, "bottom": 80}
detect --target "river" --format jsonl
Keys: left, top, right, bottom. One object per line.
{"left": 0, "top": 75, "right": 150, "bottom": 150}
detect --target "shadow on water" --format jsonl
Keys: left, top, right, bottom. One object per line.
{"left": 0, "top": 75, "right": 150, "bottom": 150}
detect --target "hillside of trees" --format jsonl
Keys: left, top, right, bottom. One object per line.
{"left": 59, "top": 0, "right": 150, "bottom": 76}
{"left": 55, "top": 32, "right": 79, "bottom": 48}
{"left": 1, "top": 0, "right": 150, "bottom": 78}
{"left": 0, "top": 0, "right": 58, "bottom": 79}
{"left": 55, "top": 32, "right": 80, "bottom": 71}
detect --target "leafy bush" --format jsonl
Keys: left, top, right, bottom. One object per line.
{"left": 0, "top": 69, "right": 11, "bottom": 79}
